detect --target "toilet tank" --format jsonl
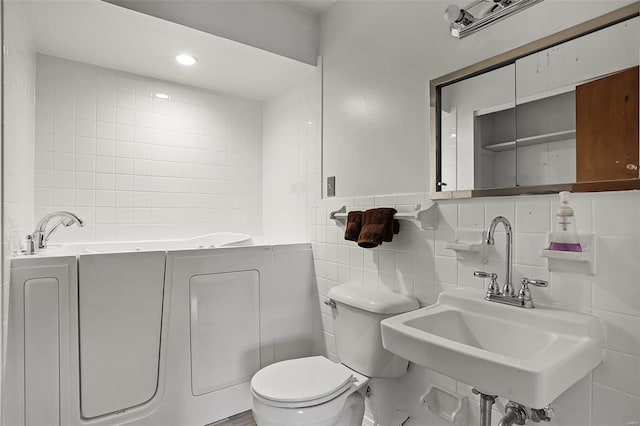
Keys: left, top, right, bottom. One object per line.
{"left": 327, "top": 284, "right": 419, "bottom": 378}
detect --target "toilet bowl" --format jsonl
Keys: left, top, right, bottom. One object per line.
{"left": 251, "top": 356, "right": 368, "bottom": 426}
{"left": 250, "top": 284, "right": 419, "bottom": 426}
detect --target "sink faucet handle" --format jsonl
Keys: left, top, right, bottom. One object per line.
{"left": 521, "top": 277, "right": 548, "bottom": 287}
{"left": 474, "top": 271, "right": 501, "bottom": 296}
{"left": 518, "top": 277, "right": 549, "bottom": 308}
{"left": 473, "top": 271, "right": 497, "bottom": 279}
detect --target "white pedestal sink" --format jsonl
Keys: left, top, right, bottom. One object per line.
{"left": 380, "top": 288, "right": 604, "bottom": 408}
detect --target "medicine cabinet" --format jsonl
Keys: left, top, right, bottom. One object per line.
{"left": 431, "top": 3, "right": 640, "bottom": 199}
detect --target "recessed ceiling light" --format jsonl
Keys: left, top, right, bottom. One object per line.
{"left": 155, "top": 93, "right": 170, "bottom": 100}
{"left": 176, "top": 54, "right": 197, "bottom": 66}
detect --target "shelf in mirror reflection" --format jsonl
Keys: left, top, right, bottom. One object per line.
{"left": 475, "top": 101, "right": 516, "bottom": 116}
{"left": 483, "top": 129, "right": 577, "bottom": 152}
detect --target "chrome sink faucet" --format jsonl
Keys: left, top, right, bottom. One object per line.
{"left": 474, "top": 216, "right": 548, "bottom": 308}
{"left": 484, "top": 216, "right": 514, "bottom": 297}
{"left": 26, "top": 211, "right": 85, "bottom": 254}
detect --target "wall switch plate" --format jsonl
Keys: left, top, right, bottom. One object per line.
{"left": 327, "top": 176, "right": 336, "bottom": 197}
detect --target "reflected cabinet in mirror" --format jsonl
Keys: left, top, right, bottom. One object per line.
{"left": 431, "top": 3, "right": 640, "bottom": 199}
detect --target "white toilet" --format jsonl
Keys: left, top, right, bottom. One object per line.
{"left": 250, "top": 283, "right": 419, "bottom": 426}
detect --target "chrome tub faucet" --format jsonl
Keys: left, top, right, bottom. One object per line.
{"left": 26, "top": 211, "right": 85, "bottom": 254}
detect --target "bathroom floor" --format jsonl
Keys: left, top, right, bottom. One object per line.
{"left": 207, "top": 411, "right": 256, "bottom": 426}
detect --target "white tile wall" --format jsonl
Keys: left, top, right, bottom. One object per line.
{"left": 262, "top": 64, "right": 322, "bottom": 240}
{"left": 34, "top": 55, "right": 263, "bottom": 243}
{"left": 2, "top": 1, "right": 35, "bottom": 419}
{"left": 0, "top": 10, "right": 3, "bottom": 421}
{"left": 3, "top": 1, "right": 36, "bottom": 256}
{"left": 313, "top": 190, "right": 640, "bottom": 425}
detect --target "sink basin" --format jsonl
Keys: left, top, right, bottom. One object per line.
{"left": 381, "top": 288, "right": 604, "bottom": 408}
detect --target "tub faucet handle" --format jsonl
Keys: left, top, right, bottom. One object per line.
{"left": 24, "top": 234, "right": 38, "bottom": 255}
{"left": 323, "top": 299, "right": 336, "bottom": 308}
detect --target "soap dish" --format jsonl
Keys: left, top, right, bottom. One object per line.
{"left": 445, "top": 230, "right": 487, "bottom": 263}
{"left": 539, "top": 233, "right": 594, "bottom": 275}
{"left": 420, "top": 385, "right": 468, "bottom": 425}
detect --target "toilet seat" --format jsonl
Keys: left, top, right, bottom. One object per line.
{"left": 250, "top": 356, "right": 367, "bottom": 408}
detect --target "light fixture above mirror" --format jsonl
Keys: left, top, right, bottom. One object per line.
{"left": 444, "top": 0, "right": 543, "bottom": 38}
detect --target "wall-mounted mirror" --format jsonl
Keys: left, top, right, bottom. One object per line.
{"left": 431, "top": 3, "right": 640, "bottom": 199}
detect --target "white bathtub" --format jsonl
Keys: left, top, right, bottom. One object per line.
{"left": 6, "top": 234, "right": 318, "bottom": 426}
{"left": 24, "top": 232, "right": 253, "bottom": 256}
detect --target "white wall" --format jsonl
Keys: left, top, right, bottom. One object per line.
{"left": 316, "top": 1, "right": 640, "bottom": 425}
{"left": 34, "top": 55, "right": 263, "bottom": 243}
{"left": 2, "top": 0, "right": 36, "bottom": 420}
{"left": 320, "top": 0, "right": 635, "bottom": 198}
{"left": 0, "top": 1, "right": 3, "bottom": 420}
{"left": 262, "top": 64, "right": 322, "bottom": 240}
{"left": 3, "top": 0, "right": 35, "bottom": 257}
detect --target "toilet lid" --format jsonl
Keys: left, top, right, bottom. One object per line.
{"left": 251, "top": 356, "right": 354, "bottom": 404}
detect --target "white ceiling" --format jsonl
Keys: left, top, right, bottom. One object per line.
{"left": 21, "top": 0, "right": 315, "bottom": 100}
{"left": 105, "top": 0, "right": 320, "bottom": 65}
{"left": 283, "top": 0, "right": 336, "bottom": 15}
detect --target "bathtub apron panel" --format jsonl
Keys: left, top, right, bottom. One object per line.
{"left": 158, "top": 246, "right": 276, "bottom": 425}
{"left": 24, "top": 277, "right": 60, "bottom": 426}
{"left": 5, "top": 257, "right": 75, "bottom": 426}
{"left": 78, "top": 252, "right": 166, "bottom": 418}
{"left": 190, "top": 270, "right": 260, "bottom": 395}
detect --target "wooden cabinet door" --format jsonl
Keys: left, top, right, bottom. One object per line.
{"left": 576, "top": 66, "right": 639, "bottom": 182}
